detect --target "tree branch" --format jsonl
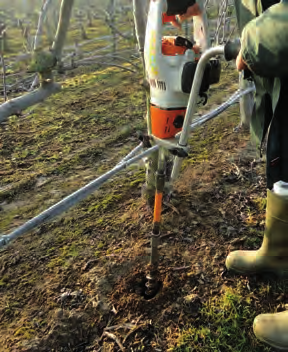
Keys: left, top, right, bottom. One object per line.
{"left": 0, "top": 81, "right": 61, "bottom": 122}
{"left": 34, "top": 0, "right": 54, "bottom": 51}
{"left": 104, "top": 19, "right": 133, "bottom": 41}
{"left": 31, "top": 0, "right": 55, "bottom": 91}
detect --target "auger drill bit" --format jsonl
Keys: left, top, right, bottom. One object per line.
{"left": 145, "top": 151, "right": 166, "bottom": 298}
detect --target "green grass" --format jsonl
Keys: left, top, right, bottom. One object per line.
{"left": 174, "top": 287, "right": 270, "bottom": 352}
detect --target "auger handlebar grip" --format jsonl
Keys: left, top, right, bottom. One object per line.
{"left": 166, "top": 0, "right": 197, "bottom": 15}
{"left": 224, "top": 38, "right": 241, "bottom": 61}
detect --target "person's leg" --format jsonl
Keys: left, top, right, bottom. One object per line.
{"left": 228, "top": 1, "right": 288, "bottom": 349}
{"left": 225, "top": 188, "right": 288, "bottom": 275}
{"left": 266, "top": 78, "right": 288, "bottom": 189}
{"left": 226, "top": 79, "right": 288, "bottom": 274}
{"left": 251, "top": 79, "right": 288, "bottom": 349}
{"left": 226, "top": 81, "right": 288, "bottom": 349}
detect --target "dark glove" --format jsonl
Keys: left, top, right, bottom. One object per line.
{"left": 166, "top": 0, "right": 196, "bottom": 15}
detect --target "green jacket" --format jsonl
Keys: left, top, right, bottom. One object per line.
{"left": 240, "top": 1, "right": 288, "bottom": 78}
{"left": 235, "top": 0, "right": 288, "bottom": 189}
{"left": 235, "top": 0, "right": 279, "bottom": 32}
{"left": 167, "top": 0, "right": 288, "bottom": 188}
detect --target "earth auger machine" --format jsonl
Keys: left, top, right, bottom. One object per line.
{"left": 143, "top": 0, "right": 241, "bottom": 299}
{"left": 0, "top": 1, "right": 244, "bottom": 299}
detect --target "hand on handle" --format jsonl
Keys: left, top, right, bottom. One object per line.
{"left": 224, "top": 39, "right": 248, "bottom": 71}
{"left": 153, "top": 0, "right": 202, "bottom": 28}
{"left": 236, "top": 53, "right": 247, "bottom": 71}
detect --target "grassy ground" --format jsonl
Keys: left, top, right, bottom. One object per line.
{"left": 1, "top": 60, "right": 287, "bottom": 352}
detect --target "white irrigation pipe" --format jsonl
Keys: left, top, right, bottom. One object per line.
{"left": 179, "top": 86, "right": 255, "bottom": 135}
{"left": 0, "top": 145, "right": 158, "bottom": 248}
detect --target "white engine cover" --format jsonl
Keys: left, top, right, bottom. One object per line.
{"left": 144, "top": 0, "right": 210, "bottom": 109}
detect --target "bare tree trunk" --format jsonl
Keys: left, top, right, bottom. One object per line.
{"left": 108, "top": 0, "right": 117, "bottom": 56}
{"left": 1, "top": 54, "right": 7, "bottom": 101}
{"left": 53, "top": 8, "right": 59, "bottom": 30}
{"left": 52, "top": 0, "right": 74, "bottom": 60}
{"left": 44, "top": 18, "right": 55, "bottom": 45}
{"left": 80, "top": 23, "right": 88, "bottom": 40}
{"left": 18, "top": 18, "right": 24, "bottom": 32}
{"left": 30, "top": 0, "right": 54, "bottom": 91}
{"left": 132, "top": 0, "right": 149, "bottom": 67}
{"left": 0, "top": 0, "right": 74, "bottom": 121}
{"left": 34, "top": 0, "right": 53, "bottom": 50}
{"left": 132, "top": 0, "right": 151, "bottom": 136}
{"left": 1, "top": 30, "right": 8, "bottom": 53}
{"left": 87, "top": 10, "right": 93, "bottom": 27}
{"left": 0, "top": 25, "right": 7, "bottom": 101}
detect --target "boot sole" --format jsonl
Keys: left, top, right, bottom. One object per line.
{"left": 255, "top": 334, "right": 288, "bottom": 351}
{"left": 228, "top": 266, "right": 288, "bottom": 278}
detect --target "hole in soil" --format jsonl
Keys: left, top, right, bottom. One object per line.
{"left": 139, "top": 277, "right": 163, "bottom": 300}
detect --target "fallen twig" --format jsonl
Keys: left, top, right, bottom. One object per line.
{"left": 163, "top": 201, "right": 180, "bottom": 214}
{"left": 123, "top": 323, "right": 146, "bottom": 344}
{"left": 104, "top": 323, "right": 137, "bottom": 331}
{"left": 182, "top": 237, "right": 194, "bottom": 243}
{"left": 111, "top": 305, "right": 118, "bottom": 315}
{"left": 103, "top": 331, "right": 125, "bottom": 352}
{"left": 172, "top": 266, "right": 190, "bottom": 271}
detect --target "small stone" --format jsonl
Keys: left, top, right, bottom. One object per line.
{"left": 226, "top": 226, "right": 236, "bottom": 236}
{"left": 59, "top": 291, "right": 71, "bottom": 302}
{"left": 276, "top": 293, "right": 285, "bottom": 302}
{"left": 230, "top": 236, "right": 247, "bottom": 245}
{"left": 54, "top": 308, "right": 64, "bottom": 319}
{"left": 71, "top": 290, "right": 82, "bottom": 298}
{"left": 184, "top": 294, "right": 200, "bottom": 304}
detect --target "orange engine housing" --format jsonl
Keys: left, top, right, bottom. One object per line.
{"left": 162, "top": 37, "right": 187, "bottom": 56}
{"left": 161, "top": 36, "right": 200, "bottom": 57}
{"left": 150, "top": 105, "right": 186, "bottom": 139}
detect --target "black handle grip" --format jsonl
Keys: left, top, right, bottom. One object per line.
{"left": 224, "top": 38, "right": 241, "bottom": 61}
{"left": 166, "top": 0, "right": 196, "bottom": 15}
